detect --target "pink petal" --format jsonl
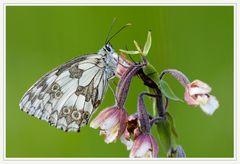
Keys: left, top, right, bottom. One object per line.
{"left": 149, "top": 135, "right": 159, "bottom": 158}
{"left": 133, "top": 128, "right": 141, "bottom": 139}
{"left": 118, "top": 109, "right": 128, "bottom": 137}
{"left": 128, "top": 114, "right": 137, "bottom": 121}
{"left": 104, "top": 128, "right": 119, "bottom": 143}
{"left": 115, "top": 55, "right": 132, "bottom": 78}
{"left": 130, "top": 134, "right": 146, "bottom": 158}
{"left": 120, "top": 135, "right": 133, "bottom": 150}
{"left": 90, "top": 106, "right": 117, "bottom": 128}
{"left": 100, "top": 123, "right": 119, "bottom": 144}
{"left": 100, "top": 110, "right": 120, "bottom": 129}
{"left": 188, "top": 86, "right": 211, "bottom": 95}
{"left": 134, "top": 141, "right": 151, "bottom": 157}
{"left": 129, "top": 134, "right": 159, "bottom": 158}
{"left": 184, "top": 89, "right": 198, "bottom": 105}
{"left": 189, "top": 80, "right": 211, "bottom": 95}
{"left": 124, "top": 127, "right": 131, "bottom": 140}
{"left": 116, "top": 64, "right": 126, "bottom": 78}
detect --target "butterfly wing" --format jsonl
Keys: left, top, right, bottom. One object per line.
{"left": 19, "top": 54, "right": 109, "bottom": 132}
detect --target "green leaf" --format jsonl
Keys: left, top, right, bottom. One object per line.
{"left": 119, "top": 49, "right": 139, "bottom": 55}
{"left": 133, "top": 40, "right": 142, "bottom": 53}
{"left": 166, "top": 112, "right": 178, "bottom": 138}
{"left": 143, "top": 31, "right": 152, "bottom": 56}
{"left": 159, "top": 80, "right": 183, "bottom": 102}
{"left": 156, "top": 119, "right": 171, "bottom": 153}
{"left": 155, "top": 114, "right": 177, "bottom": 154}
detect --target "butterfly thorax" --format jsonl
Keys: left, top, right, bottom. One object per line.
{"left": 98, "top": 44, "right": 119, "bottom": 80}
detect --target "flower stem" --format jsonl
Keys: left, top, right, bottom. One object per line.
{"left": 137, "top": 68, "right": 165, "bottom": 117}
{"left": 138, "top": 92, "right": 158, "bottom": 133}
{"left": 116, "top": 63, "right": 145, "bottom": 108}
{"left": 159, "top": 69, "right": 190, "bottom": 87}
{"left": 149, "top": 116, "right": 165, "bottom": 126}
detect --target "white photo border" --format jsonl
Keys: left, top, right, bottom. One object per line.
{"left": 0, "top": 1, "right": 238, "bottom": 163}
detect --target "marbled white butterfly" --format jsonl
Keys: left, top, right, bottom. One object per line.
{"left": 19, "top": 43, "right": 130, "bottom": 132}
{"left": 19, "top": 22, "right": 131, "bottom": 132}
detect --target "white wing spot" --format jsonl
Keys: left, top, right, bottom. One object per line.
{"left": 53, "top": 79, "right": 78, "bottom": 112}
{"left": 83, "top": 100, "right": 93, "bottom": 114}
{"left": 78, "top": 63, "right": 95, "bottom": 70}
{"left": 78, "top": 67, "right": 99, "bottom": 87}
{"left": 75, "top": 94, "right": 85, "bottom": 110}
{"left": 94, "top": 70, "right": 103, "bottom": 88}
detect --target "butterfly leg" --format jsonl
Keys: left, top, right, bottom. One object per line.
{"left": 108, "top": 80, "right": 118, "bottom": 104}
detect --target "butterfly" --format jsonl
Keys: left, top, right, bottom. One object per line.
{"left": 19, "top": 42, "right": 131, "bottom": 132}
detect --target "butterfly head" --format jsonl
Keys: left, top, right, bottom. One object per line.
{"left": 99, "top": 43, "right": 132, "bottom": 80}
{"left": 98, "top": 43, "right": 115, "bottom": 58}
{"left": 100, "top": 43, "right": 118, "bottom": 66}
{"left": 104, "top": 43, "right": 114, "bottom": 54}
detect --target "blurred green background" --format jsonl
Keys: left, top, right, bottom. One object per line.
{"left": 6, "top": 6, "right": 233, "bottom": 158}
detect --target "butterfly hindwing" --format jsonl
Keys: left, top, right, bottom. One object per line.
{"left": 19, "top": 54, "right": 108, "bottom": 132}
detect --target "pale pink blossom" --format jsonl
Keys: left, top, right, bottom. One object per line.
{"left": 90, "top": 106, "right": 128, "bottom": 143}
{"left": 184, "top": 80, "right": 219, "bottom": 115}
{"left": 130, "top": 133, "right": 159, "bottom": 158}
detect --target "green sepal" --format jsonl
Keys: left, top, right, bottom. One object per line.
{"left": 133, "top": 40, "right": 142, "bottom": 54}
{"left": 159, "top": 80, "right": 183, "bottom": 102}
{"left": 167, "top": 112, "right": 178, "bottom": 138}
{"left": 119, "top": 49, "right": 140, "bottom": 55}
{"left": 143, "top": 31, "right": 152, "bottom": 56}
{"left": 155, "top": 112, "right": 178, "bottom": 154}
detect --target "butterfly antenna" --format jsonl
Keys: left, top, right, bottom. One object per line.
{"left": 106, "top": 23, "right": 132, "bottom": 44}
{"left": 105, "top": 18, "right": 117, "bottom": 44}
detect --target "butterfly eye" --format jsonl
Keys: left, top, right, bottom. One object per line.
{"left": 105, "top": 44, "right": 112, "bottom": 52}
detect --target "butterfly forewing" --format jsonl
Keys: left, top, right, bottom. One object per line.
{"left": 19, "top": 53, "right": 110, "bottom": 132}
